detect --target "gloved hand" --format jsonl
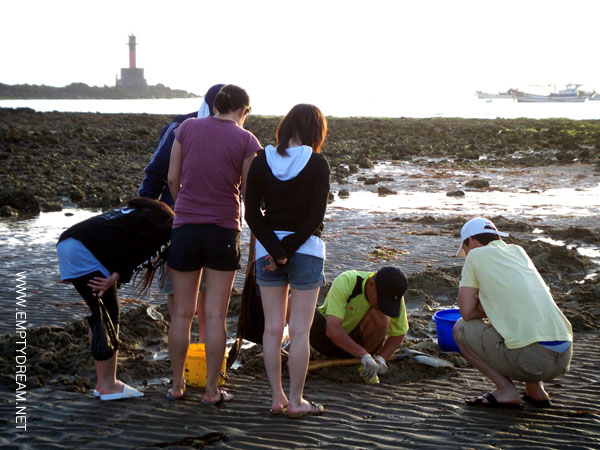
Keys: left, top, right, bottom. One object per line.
{"left": 360, "top": 354, "right": 379, "bottom": 381}
{"left": 374, "top": 355, "right": 388, "bottom": 375}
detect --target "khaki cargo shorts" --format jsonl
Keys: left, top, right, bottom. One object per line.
{"left": 454, "top": 318, "right": 572, "bottom": 382}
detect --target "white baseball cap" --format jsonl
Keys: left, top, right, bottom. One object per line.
{"left": 456, "top": 217, "right": 509, "bottom": 257}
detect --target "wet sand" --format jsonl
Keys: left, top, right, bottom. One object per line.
{"left": 1, "top": 224, "right": 599, "bottom": 448}
{"left": 1, "top": 109, "right": 600, "bottom": 448}
{"left": 1, "top": 325, "right": 599, "bottom": 448}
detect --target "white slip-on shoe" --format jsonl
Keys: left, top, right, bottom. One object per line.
{"left": 100, "top": 383, "right": 144, "bottom": 401}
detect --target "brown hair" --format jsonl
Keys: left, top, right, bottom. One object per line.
{"left": 276, "top": 104, "right": 327, "bottom": 156}
{"left": 469, "top": 233, "right": 501, "bottom": 246}
{"left": 213, "top": 84, "right": 250, "bottom": 115}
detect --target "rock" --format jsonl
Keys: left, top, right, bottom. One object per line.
{"left": 41, "top": 202, "right": 63, "bottom": 212}
{"left": 334, "top": 166, "right": 350, "bottom": 177}
{"left": 338, "top": 189, "right": 350, "bottom": 198}
{"left": 364, "top": 177, "right": 379, "bottom": 185}
{"left": 446, "top": 190, "right": 465, "bottom": 197}
{"left": 490, "top": 215, "right": 533, "bottom": 232}
{"left": 463, "top": 150, "right": 480, "bottom": 160}
{"left": 69, "top": 186, "right": 86, "bottom": 202}
{"left": 357, "top": 156, "right": 374, "bottom": 169}
{"left": 556, "top": 151, "right": 576, "bottom": 162}
{"left": 0, "top": 205, "right": 18, "bottom": 217}
{"left": 0, "top": 189, "right": 40, "bottom": 214}
{"left": 465, "top": 178, "right": 490, "bottom": 189}
{"left": 377, "top": 186, "right": 397, "bottom": 196}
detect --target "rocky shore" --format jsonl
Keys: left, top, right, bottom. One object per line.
{"left": 0, "top": 82, "right": 198, "bottom": 100}
{"left": 1, "top": 107, "right": 599, "bottom": 215}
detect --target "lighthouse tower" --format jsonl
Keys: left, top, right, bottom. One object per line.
{"left": 116, "top": 34, "right": 147, "bottom": 89}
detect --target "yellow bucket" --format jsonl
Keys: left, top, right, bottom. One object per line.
{"left": 184, "top": 343, "right": 227, "bottom": 387}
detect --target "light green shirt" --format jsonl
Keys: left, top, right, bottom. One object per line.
{"left": 460, "top": 240, "right": 572, "bottom": 349}
{"left": 317, "top": 270, "right": 409, "bottom": 336}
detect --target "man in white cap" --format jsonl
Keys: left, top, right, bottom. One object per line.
{"left": 453, "top": 217, "right": 573, "bottom": 408}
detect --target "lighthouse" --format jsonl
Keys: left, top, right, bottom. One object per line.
{"left": 128, "top": 34, "right": 137, "bottom": 69}
{"left": 116, "top": 34, "right": 147, "bottom": 89}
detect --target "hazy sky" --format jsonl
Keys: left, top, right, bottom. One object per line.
{"left": 2, "top": 0, "right": 599, "bottom": 114}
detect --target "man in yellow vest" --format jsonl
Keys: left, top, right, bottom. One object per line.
{"left": 309, "top": 267, "right": 409, "bottom": 383}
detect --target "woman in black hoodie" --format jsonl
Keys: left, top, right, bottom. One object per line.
{"left": 245, "top": 104, "right": 330, "bottom": 418}
{"left": 56, "top": 197, "right": 173, "bottom": 400}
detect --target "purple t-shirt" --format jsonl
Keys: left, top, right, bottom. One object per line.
{"left": 173, "top": 116, "right": 261, "bottom": 230}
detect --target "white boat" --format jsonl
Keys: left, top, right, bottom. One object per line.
{"left": 476, "top": 90, "right": 513, "bottom": 100}
{"left": 509, "top": 84, "right": 592, "bottom": 103}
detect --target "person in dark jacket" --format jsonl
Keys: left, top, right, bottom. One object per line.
{"left": 244, "top": 104, "right": 330, "bottom": 418}
{"left": 137, "top": 83, "right": 224, "bottom": 341}
{"left": 56, "top": 197, "right": 174, "bottom": 400}
{"left": 137, "top": 83, "right": 225, "bottom": 206}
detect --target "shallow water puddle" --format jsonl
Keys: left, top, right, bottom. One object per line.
{"left": 1, "top": 163, "right": 598, "bottom": 332}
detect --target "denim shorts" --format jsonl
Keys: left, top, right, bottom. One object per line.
{"left": 255, "top": 253, "right": 325, "bottom": 290}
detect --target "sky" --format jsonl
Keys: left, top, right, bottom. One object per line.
{"left": 2, "top": 0, "right": 600, "bottom": 115}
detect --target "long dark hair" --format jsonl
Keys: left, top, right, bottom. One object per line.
{"left": 117, "top": 197, "right": 174, "bottom": 295}
{"left": 276, "top": 104, "right": 328, "bottom": 156}
{"left": 213, "top": 84, "right": 251, "bottom": 115}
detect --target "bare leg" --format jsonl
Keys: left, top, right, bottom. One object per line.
{"left": 202, "top": 268, "right": 236, "bottom": 403}
{"left": 359, "top": 308, "right": 389, "bottom": 353}
{"left": 197, "top": 290, "right": 206, "bottom": 343}
{"left": 453, "top": 320, "right": 520, "bottom": 404}
{"left": 260, "top": 285, "right": 289, "bottom": 411}
{"left": 525, "top": 381, "right": 550, "bottom": 402}
{"left": 88, "top": 327, "right": 123, "bottom": 394}
{"left": 96, "top": 351, "right": 122, "bottom": 394}
{"left": 89, "top": 329, "right": 103, "bottom": 391}
{"left": 167, "top": 293, "right": 174, "bottom": 318}
{"left": 287, "top": 287, "right": 320, "bottom": 413}
{"left": 168, "top": 268, "right": 201, "bottom": 398}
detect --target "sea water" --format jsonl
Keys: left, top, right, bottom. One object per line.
{"left": 1, "top": 96, "right": 600, "bottom": 119}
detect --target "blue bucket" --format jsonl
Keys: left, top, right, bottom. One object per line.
{"left": 432, "top": 308, "right": 462, "bottom": 352}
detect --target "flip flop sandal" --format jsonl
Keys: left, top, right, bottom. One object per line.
{"left": 269, "top": 405, "right": 288, "bottom": 416}
{"left": 465, "top": 392, "right": 522, "bottom": 409}
{"left": 166, "top": 387, "right": 185, "bottom": 401}
{"left": 287, "top": 401, "right": 325, "bottom": 419}
{"left": 201, "top": 389, "right": 233, "bottom": 406}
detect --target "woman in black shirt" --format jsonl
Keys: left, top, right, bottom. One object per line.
{"left": 57, "top": 197, "right": 173, "bottom": 400}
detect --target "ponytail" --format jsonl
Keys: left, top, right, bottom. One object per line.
{"left": 214, "top": 84, "right": 251, "bottom": 114}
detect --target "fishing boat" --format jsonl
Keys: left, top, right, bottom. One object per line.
{"left": 475, "top": 90, "right": 513, "bottom": 100}
{"left": 509, "top": 84, "right": 592, "bottom": 103}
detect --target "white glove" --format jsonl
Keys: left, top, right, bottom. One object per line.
{"left": 360, "top": 354, "right": 379, "bottom": 381}
{"left": 374, "top": 355, "right": 388, "bottom": 375}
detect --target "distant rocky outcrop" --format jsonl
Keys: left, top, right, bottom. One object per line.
{"left": 0, "top": 82, "right": 199, "bottom": 99}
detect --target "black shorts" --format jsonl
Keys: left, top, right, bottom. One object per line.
{"left": 309, "top": 309, "right": 363, "bottom": 358}
{"left": 168, "top": 223, "right": 241, "bottom": 272}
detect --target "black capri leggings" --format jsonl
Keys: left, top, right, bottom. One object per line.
{"left": 69, "top": 271, "right": 120, "bottom": 328}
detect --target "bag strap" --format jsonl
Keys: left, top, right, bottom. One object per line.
{"left": 347, "top": 275, "right": 364, "bottom": 303}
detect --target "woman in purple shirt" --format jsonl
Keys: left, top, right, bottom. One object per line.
{"left": 167, "top": 85, "right": 261, "bottom": 403}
